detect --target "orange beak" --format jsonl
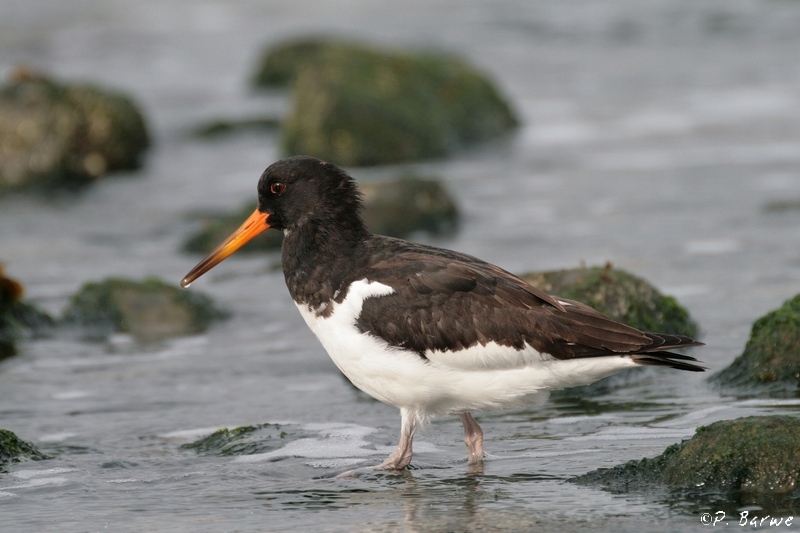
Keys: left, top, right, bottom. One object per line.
{"left": 181, "top": 209, "right": 271, "bottom": 287}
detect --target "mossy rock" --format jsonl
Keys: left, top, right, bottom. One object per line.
{"left": 0, "top": 429, "right": 48, "bottom": 472}
{"left": 0, "top": 68, "right": 150, "bottom": 194}
{"left": 520, "top": 265, "right": 698, "bottom": 337}
{"left": 258, "top": 38, "right": 517, "bottom": 166}
{"left": 61, "top": 277, "right": 227, "bottom": 342}
{"left": 0, "top": 266, "right": 56, "bottom": 358}
{"left": 182, "top": 175, "right": 460, "bottom": 254}
{"left": 572, "top": 416, "right": 800, "bottom": 511}
{"left": 710, "top": 294, "right": 800, "bottom": 395}
{"left": 180, "top": 423, "right": 306, "bottom": 457}
{"left": 189, "top": 116, "right": 281, "bottom": 139}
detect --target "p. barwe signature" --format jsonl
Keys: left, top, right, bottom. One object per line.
{"left": 701, "top": 511, "right": 795, "bottom": 527}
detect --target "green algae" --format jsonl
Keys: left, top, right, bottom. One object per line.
{"left": 0, "top": 429, "right": 48, "bottom": 472}
{"left": 180, "top": 424, "right": 299, "bottom": 457}
{"left": 710, "top": 294, "right": 800, "bottom": 395}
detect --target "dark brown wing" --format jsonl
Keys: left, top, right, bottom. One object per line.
{"left": 356, "top": 238, "right": 703, "bottom": 371}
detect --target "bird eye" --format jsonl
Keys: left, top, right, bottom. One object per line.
{"left": 270, "top": 181, "right": 286, "bottom": 195}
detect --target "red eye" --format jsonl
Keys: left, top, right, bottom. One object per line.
{"left": 270, "top": 181, "right": 286, "bottom": 195}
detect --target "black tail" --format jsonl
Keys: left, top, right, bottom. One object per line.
{"left": 631, "top": 333, "right": 706, "bottom": 372}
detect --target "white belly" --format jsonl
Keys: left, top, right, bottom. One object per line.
{"left": 294, "top": 279, "right": 636, "bottom": 419}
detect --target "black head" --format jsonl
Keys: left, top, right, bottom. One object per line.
{"left": 180, "top": 156, "right": 367, "bottom": 287}
{"left": 256, "top": 155, "right": 365, "bottom": 232}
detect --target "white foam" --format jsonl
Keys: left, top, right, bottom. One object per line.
{"left": 734, "top": 398, "right": 800, "bottom": 407}
{"left": 685, "top": 239, "right": 742, "bottom": 255}
{"left": 548, "top": 414, "right": 618, "bottom": 426}
{"left": 653, "top": 405, "right": 729, "bottom": 428}
{"left": 51, "top": 390, "right": 94, "bottom": 400}
{"left": 503, "top": 448, "right": 605, "bottom": 459}
{"left": 160, "top": 426, "right": 232, "bottom": 440}
{"left": 566, "top": 427, "right": 694, "bottom": 442}
{"left": 234, "top": 422, "right": 379, "bottom": 464}
{"left": 3, "top": 477, "right": 71, "bottom": 490}
{"left": 38, "top": 432, "right": 77, "bottom": 443}
{"left": 12, "top": 467, "right": 76, "bottom": 480}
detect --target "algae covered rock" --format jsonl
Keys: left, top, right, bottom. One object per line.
{"left": 572, "top": 416, "right": 800, "bottom": 509}
{"left": 189, "top": 116, "right": 281, "bottom": 139}
{"left": 710, "top": 294, "right": 800, "bottom": 395}
{"left": 180, "top": 423, "right": 307, "bottom": 457}
{"left": 0, "top": 266, "right": 55, "bottom": 358}
{"left": 183, "top": 175, "right": 460, "bottom": 254}
{"left": 0, "top": 68, "right": 150, "bottom": 194}
{"left": 0, "top": 429, "right": 48, "bottom": 472}
{"left": 61, "top": 277, "right": 227, "bottom": 342}
{"left": 256, "top": 38, "right": 517, "bottom": 166}
{"left": 521, "top": 264, "right": 698, "bottom": 337}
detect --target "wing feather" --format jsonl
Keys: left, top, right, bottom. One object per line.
{"left": 354, "top": 236, "right": 703, "bottom": 371}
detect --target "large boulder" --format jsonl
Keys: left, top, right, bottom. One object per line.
{"left": 520, "top": 264, "right": 698, "bottom": 337}
{"left": 0, "top": 265, "right": 55, "bottom": 358}
{"left": 710, "top": 294, "right": 800, "bottom": 395}
{"left": 254, "top": 38, "right": 518, "bottom": 166}
{"left": 61, "top": 277, "right": 227, "bottom": 343}
{"left": 572, "top": 416, "right": 800, "bottom": 513}
{"left": 182, "top": 175, "right": 460, "bottom": 254}
{"left": 0, "top": 429, "right": 48, "bottom": 472}
{"left": 0, "top": 68, "right": 150, "bottom": 194}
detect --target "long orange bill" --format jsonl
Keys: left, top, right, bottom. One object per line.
{"left": 181, "top": 209, "right": 271, "bottom": 288}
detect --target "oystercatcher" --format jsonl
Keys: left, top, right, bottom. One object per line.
{"left": 182, "top": 155, "right": 704, "bottom": 471}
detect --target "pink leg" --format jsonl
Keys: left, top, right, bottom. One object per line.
{"left": 378, "top": 407, "right": 416, "bottom": 470}
{"left": 339, "top": 408, "right": 416, "bottom": 477}
{"left": 459, "top": 412, "right": 484, "bottom": 465}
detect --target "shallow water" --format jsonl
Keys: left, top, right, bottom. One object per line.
{"left": 2, "top": 0, "right": 800, "bottom": 531}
